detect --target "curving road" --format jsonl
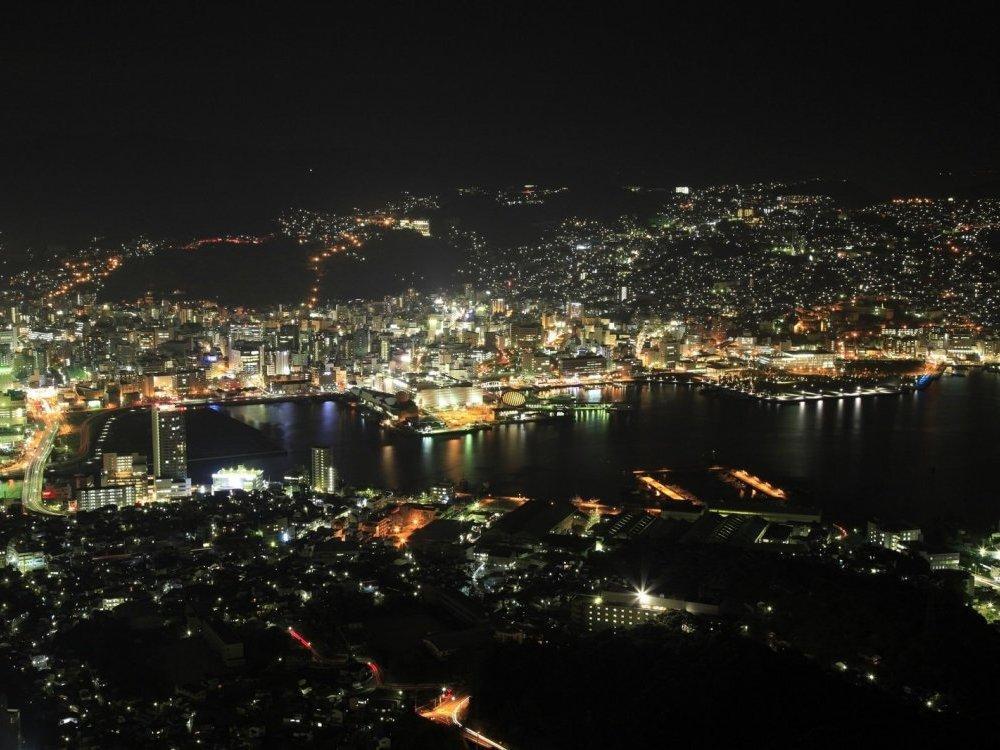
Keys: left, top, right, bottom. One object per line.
{"left": 21, "top": 423, "right": 64, "bottom": 516}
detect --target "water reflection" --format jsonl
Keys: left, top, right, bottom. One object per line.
{"left": 209, "top": 374, "right": 1000, "bottom": 528}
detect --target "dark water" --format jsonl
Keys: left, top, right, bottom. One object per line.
{"left": 96, "top": 407, "right": 282, "bottom": 466}
{"left": 197, "top": 373, "right": 1000, "bottom": 529}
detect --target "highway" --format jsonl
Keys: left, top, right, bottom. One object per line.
{"left": 21, "top": 422, "right": 64, "bottom": 516}
{"left": 420, "top": 694, "right": 508, "bottom": 749}
{"left": 974, "top": 574, "right": 1000, "bottom": 591}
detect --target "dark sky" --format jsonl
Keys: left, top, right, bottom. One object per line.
{"left": 1, "top": 3, "right": 997, "bottom": 249}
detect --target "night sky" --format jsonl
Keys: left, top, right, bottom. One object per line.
{"left": 1, "top": 3, "right": 997, "bottom": 250}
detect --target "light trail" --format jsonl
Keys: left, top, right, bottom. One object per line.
{"left": 21, "top": 422, "right": 64, "bottom": 516}
{"left": 287, "top": 626, "right": 315, "bottom": 653}
{"left": 366, "top": 660, "right": 384, "bottom": 685}
{"left": 419, "top": 694, "right": 508, "bottom": 750}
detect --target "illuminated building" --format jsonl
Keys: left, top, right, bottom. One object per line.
{"left": 0, "top": 344, "right": 12, "bottom": 390}
{"left": 867, "top": 521, "right": 922, "bottom": 552}
{"left": 397, "top": 218, "right": 431, "bottom": 237}
{"left": 571, "top": 591, "right": 720, "bottom": 632}
{"left": 366, "top": 503, "right": 437, "bottom": 542}
{"left": 510, "top": 320, "right": 543, "bottom": 348}
{"left": 102, "top": 452, "right": 143, "bottom": 480}
{"left": 211, "top": 465, "right": 265, "bottom": 493}
{"left": 228, "top": 342, "right": 265, "bottom": 377}
{"left": 152, "top": 406, "right": 187, "bottom": 481}
{"left": 921, "top": 550, "right": 962, "bottom": 571}
{"left": 76, "top": 484, "right": 137, "bottom": 512}
{"left": 151, "top": 476, "right": 193, "bottom": 503}
{"left": 428, "top": 484, "right": 454, "bottom": 503}
{"left": 310, "top": 445, "right": 337, "bottom": 494}
{"left": 354, "top": 328, "right": 372, "bottom": 357}
{"left": 267, "top": 349, "right": 291, "bottom": 376}
{"left": 764, "top": 349, "right": 836, "bottom": 371}
{"left": 100, "top": 452, "right": 149, "bottom": 503}
{"left": 267, "top": 375, "right": 311, "bottom": 394}
{"left": 141, "top": 372, "right": 175, "bottom": 399}
{"left": 413, "top": 386, "right": 484, "bottom": 411}
{"left": 0, "top": 427, "right": 23, "bottom": 453}
{"left": 230, "top": 323, "right": 263, "bottom": 341}
{"left": 174, "top": 369, "right": 207, "bottom": 396}
{"left": 5, "top": 542, "right": 47, "bottom": 574}
{"left": 0, "top": 390, "right": 25, "bottom": 421}
{"left": 557, "top": 355, "right": 608, "bottom": 378}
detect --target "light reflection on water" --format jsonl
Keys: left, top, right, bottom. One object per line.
{"left": 206, "top": 375, "right": 1000, "bottom": 528}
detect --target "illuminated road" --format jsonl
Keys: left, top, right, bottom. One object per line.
{"left": 728, "top": 469, "right": 788, "bottom": 500}
{"left": 21, "top": 423, "right": 64, "bottom": 516}
{"left": 974, "top": 574, "right": 1000, "bottom": 591}
{"left": 420, "top": 694, "right": 508, "bottom": 749}
{"left": 637, "top": 473, "right": 696, "bottom": 503}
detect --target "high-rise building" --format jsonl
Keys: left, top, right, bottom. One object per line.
{"left": 152, "top": 406, "right": 187, "bottom": 480}
{"left": 101, "top": 452, "right": 149, "bottom": 503}
{"left": 354, "top": 328, "right": 372, "bottom": 357}
{"left": 267, "top": 349, "right": 291, "bottom": 376}
{"left": 228, "top": 343, "right": 265, "bottom": 377}
{"left": 659, "top": 339, "right": 681, "bottom": 369}
{"left": 310, "top": 445, "right": 337, "bottom": 494}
